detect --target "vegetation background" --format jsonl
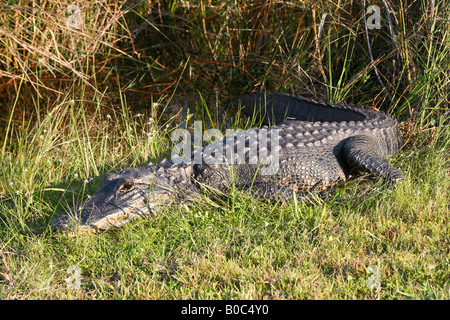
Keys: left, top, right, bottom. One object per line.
{"left": 0, "top": 0, "right": 448, "bottom": 299}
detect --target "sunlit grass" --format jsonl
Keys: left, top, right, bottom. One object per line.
{"left": 0, "top": 0, "right": 449, "bottom": 300}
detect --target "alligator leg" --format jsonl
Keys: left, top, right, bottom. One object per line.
{"left": 343, "top": 135, "right": 403, "bottom": 183}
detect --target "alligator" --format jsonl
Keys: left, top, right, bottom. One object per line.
{"left": 51, "top": 92, "right": 403, "bottom": 230}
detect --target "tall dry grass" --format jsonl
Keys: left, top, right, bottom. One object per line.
{"left": 0, "top": 1, "right": 449, "bottom": 129}
{"left": 0, "top": 1, "right": 130, "bottom": 86}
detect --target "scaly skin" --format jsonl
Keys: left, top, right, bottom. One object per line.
{"left": 51, "top": 93, "right": 403, "bottom": 230}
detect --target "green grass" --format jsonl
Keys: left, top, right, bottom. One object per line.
{"left": 0, "top": 0, "right": 449, "bottom": 300}
{"left": 0, "top": 90, "right": 448, "bottom": 299}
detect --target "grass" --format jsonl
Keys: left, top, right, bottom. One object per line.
{"left": 0, "top": 0, "right": 449, "bottom": 299}
{"left": 0, "top": 91, "right": 448, "bottom": 299}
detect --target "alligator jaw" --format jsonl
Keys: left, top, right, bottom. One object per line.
{"left": 51, "top": 165, "right": 180, "bottom": 231}
{"left": 51, "top": 185, "right": 174, "bottom": 231}
{"left": 50, "top": 202, "right": 143, "bottom": 231}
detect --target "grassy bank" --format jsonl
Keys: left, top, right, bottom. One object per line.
{"left": 0, "top": 0, "right": 449, "bottom": 299}
{"left": 0, "top": 97, "right": 448, "bottom": 299}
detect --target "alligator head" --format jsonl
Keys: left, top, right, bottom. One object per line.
{"left": 51, "top": 160, "right": 196, "bottom": 231}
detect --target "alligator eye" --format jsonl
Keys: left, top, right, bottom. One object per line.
{"left": 119, "top": 179, "right": 134, "bottom": 192}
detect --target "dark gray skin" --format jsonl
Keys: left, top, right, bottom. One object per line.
{"left": 51, "top": 160, "right": 197, "bottom": 230}
{"left": 51, "top": 93, "right": 403, "bottom": 230}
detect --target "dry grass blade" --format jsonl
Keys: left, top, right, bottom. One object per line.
{"left": 0, "top": 1, "right": 133, "bottom": 96}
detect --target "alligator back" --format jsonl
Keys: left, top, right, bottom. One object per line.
{"left": 194, "top": 93, "right": 403, "bottom": 196}
{"left": 237, "top": 92, "right": 402, "bottom": 156}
